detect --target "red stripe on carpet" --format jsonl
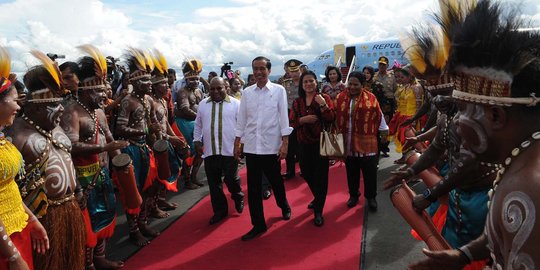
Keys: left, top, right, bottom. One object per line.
{"left": 124, "top": 162, "right": 365, "bottom": 270}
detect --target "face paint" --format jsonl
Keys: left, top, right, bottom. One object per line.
{"left": 46, "top": 103, "right": 64, "bottom": 127}
{"left": 455, "top": 103, "right": 489, "bottom": 154}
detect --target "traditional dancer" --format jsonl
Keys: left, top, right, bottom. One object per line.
{"left": 175, "top": 59, "right": 204, "bottom": 189}
{"left": 384, "top": 4, "right": 495, "bottom": 267}
{"left": 8, "top": 50, "right": 85, "bottom": 269}
{"left": 409, "top": 1, "right": 540, "bottom": 268}
{"left": 114, "top": 48, "right": 161, "bottom": 246}
{"left": 150, "top": 50, "right": 189, "bottom": 216}
{"left": 60, "top": 45, "right": 127, "bottom": 269}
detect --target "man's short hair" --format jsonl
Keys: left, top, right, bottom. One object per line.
{"left": 252, "top": 56, "right": 272, "bottom": 70}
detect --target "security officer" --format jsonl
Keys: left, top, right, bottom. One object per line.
{"left": 372, "top": 56, "right": 397, "bottom": 157}
{"left": 280, "top": 59, "right": 302, "bottom": 178}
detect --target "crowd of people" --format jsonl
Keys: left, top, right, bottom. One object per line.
{"left": 0, "top": 0, "right": 539, "bottom": 269}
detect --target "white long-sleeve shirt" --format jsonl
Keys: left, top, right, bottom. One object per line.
{"left": 235, "top": 81, "right": 293, "bottom": 155}
{"left": 194, "top": 96, "right": 239, "bottom": 158}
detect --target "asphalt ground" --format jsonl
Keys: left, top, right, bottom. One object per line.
{"left": 108, "top": 144, "right": 427, "bottom": 269}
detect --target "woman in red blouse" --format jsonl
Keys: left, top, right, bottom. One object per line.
{"left": 335, "top": 71, "right": 388, "bottom": 212}
{"left": 290, "top": 70, "right": 335, "bottom": 227}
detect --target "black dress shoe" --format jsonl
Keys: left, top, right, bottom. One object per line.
{"left": 368, "top": 198, "right": 378, "bottom": 212}
{"left": 241, "top": 226, "right": 267, "bottom": 241}
{"left": 234, "top": 198, "right": 244, "bottom": 213}
{"left": 314, "top": 213, "right": 324, "bottom": 227}
{"left": 307, "top": 201, "right": 314, "bottom": 209}
{"left": 381, "top": 152, "right": 390, "bottom": 158}
{"left": 209, "top": 214, "right": 227, "bottom": 225}
{"left": 347, "top": 197, "right": 359, "bottom": 208}
{"left": 281, "top": 207, "right": 291, "bottom": 220}
{"left": 262, "top": 189, "right": 272, "bottom": 200}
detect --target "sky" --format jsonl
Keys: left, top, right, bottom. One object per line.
{"left": 1, "top": 0, "right": 539, "bottom": 77}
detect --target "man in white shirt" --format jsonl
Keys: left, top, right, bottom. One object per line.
{"left": 194, "top": 77, "right": 244, "bottom": 225}
{"left": 234, "top": 56, "right": 293, "bottom": 241}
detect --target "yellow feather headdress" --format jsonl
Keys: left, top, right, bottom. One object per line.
{"left": 27, "top": 50, "right": 65, "bottom": 100}
{"left": 152, "top": 49, "right": 168, "bottom": 76}
{"left": 77, "top": 44, "right": 107, "bottom": 80}
{"left": 401, "top": 0, "right": 476, "bottom": 86}
{"left": 182, "top": 59, "right": 202, "bottom": 79}
{"left": 150, "top": 49, "right": 169, "bottom": 85}
{"left": 0, "top": 46, "right": 12, "bottom": 94}
{"left": 125, "top": 47, "right": 154, "bottom": 81}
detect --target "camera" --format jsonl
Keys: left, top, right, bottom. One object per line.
{"left": 221, "top": 62, "right": 233, "bottom": 72}
{"left": 46, "top": 53, "right": 65, "bottom": 61}
{"left": 220, "top": 62, "right": 234, "bottom": 78}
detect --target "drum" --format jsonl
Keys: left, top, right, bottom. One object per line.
{"left": 112, "top": 153, "right": 142, "bottom": 209}
{"left": 153, "top": 139, "right": 171, "bottom": 180}
{"left": 390, "top": 182, "right": 451, "bottom": 251}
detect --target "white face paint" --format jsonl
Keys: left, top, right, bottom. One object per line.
{"left": 456, "top": 103, "right": 489, "bottom": 154}
{"left": 45, "top": 103, "right": 63, "bottom": 127}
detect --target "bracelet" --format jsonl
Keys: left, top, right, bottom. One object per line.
{"left": 457, "top": 246, "right": 473, "bottom": 264}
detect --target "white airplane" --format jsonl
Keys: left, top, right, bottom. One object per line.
{"left": 307, "top": 38, "right": 408, "bottom": 81}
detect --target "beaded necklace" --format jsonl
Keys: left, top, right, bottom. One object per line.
{"left": 75, "top": 99, "right": 105, "bottom": 142}
{"left": 487, "top": 131, "right": 540, "bottom": 207}
{"left": 21, "top": 114, "right": 71, "bottom": 153}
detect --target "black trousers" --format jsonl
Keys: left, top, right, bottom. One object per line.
{"left": 298, "top": 143, "right": 329, "bottom": 214}
{"left": 285, "top": 129, "right": 299, "bottom": 174}
{"left": 204, "top": 155, "right": 244, "bottom": 216}
{"left": 245, "top": 153, "right": 289, "bottom": 229}
{"left": 345, "top": 155, "right": 378, "bottom": 199}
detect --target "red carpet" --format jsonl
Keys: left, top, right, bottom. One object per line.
{"left": 124, "top": 162, "right": 365, "bottom": 270}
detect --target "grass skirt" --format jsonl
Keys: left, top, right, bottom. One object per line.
{"left": 33, "top": 198, "right": 85, "bottom": 270}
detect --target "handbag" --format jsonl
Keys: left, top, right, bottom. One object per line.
{"left": 320, "top": 122, "right": 346, "bottom": 158}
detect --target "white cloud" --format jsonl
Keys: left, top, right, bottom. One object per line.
{"left": 1, "top": 0, "right": 539, "bottom": 77}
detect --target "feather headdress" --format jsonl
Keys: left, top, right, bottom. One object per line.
{"left": 182, "top": 59, "right": 202, "bottom": 78}
{"left": 24, "top": 50, "right": 65, "bottom": 102}
{"left": 125, "top": 47, "right": 153, "bottom": 82}
{"left": 151, "top": 49, "right": 169, "bottom": 84}
{"left": 0, "top": 46, "right": 12, "bottom": 94}
{"left": 77, "top": 44, "right": 108, "bottom": 90}
{"left": 77, "top": 44, "right": 107, "bottom": 80}
{"left": 448, "top": 0, "right": 540, "bottom": 107}
{"left": 401, "top": 0, "right": 476, "bottom": 90}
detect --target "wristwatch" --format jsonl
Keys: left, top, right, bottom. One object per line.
{"left": 422, "top": 188, "right": 437, "bottom": 203}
